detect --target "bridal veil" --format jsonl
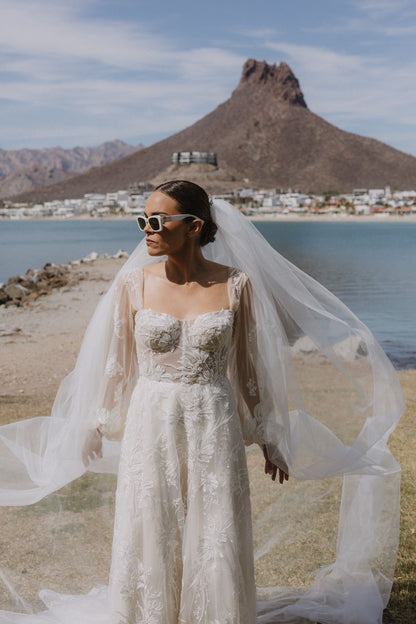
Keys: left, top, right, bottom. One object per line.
{"left": 0, "top": 199, "right": 405, "bottom": 624}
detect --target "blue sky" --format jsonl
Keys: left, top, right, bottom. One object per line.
{"left": 1, "top": 0, "right": 415, "bottom": 156}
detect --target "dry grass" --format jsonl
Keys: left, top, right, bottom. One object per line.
{"left": 0, "top": 370, "right": 414, "bottom": 620}
{"left": 383, "top": 370, "right": 416, "bottom": 624}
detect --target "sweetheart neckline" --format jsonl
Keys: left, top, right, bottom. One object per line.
{"left": 135, "top": 308, "right": 234, "bottom": 323}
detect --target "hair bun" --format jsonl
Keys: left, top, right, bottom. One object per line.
{"left": 201, "top": 220, "right": 217, "bottom": 246}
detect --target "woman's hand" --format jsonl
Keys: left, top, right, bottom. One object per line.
{"left": 262, "top": 445, "right": 289, "bottom": 484}
{"left": 82, "top": 428, "right": 103, "bottom": 467}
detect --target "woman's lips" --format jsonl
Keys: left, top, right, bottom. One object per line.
{"left": 146, "top": 239, "right": 156, "bottom": 245}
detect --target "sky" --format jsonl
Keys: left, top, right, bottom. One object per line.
{"left": 1, "top": 0, "right": 415, "bottom": 156}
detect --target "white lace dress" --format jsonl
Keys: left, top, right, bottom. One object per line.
{"left": 94, "top": 267, "right": 267, "bottom": 624}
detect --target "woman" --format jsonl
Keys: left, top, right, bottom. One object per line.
{"left": 82, "top": 179, "right": 289, "bottom": 623}
{"left": 0, "top": 180, "right": 404, "bottom": 624}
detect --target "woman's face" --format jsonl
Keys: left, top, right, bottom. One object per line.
{"left": 143, "top": 191, "right": 201, "bottom": 257}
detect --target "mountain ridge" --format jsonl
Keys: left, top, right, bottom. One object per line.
{"left": 0, "top": 140, "right": 144, "bottom": 199}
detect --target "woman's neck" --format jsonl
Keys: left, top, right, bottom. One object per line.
{"left": 164, "top": 247, "right": 210, "bottom": 284}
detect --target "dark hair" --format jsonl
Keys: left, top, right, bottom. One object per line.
{"left": 153, "top": 180, "right": 217, "bottom": 247}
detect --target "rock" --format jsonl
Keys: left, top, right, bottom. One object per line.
{"left": 334, "top": 335, "right": 368, "bottom": 359}
{"left": 291, "top": 336, "right": 318, "bottom": 355}
{"left": 113, "top": 249, "right": 129, "bottom": 259}
{"left": 26, "top": 291, "right": 41, "bottom": 302}
{"left": 83, "top": 252, "right": 99, "bottom": 262}
{"left": 19, "top": 278, "right": 38, "bottom": 291}
{"left": 48, "top": 277, "right": 68, "bottom": 288}
{"left": 31, "top": 272, "right": 43, "bottom": 284}
{"left": 7, "top": 275, "right": 24, "bottom": 285}
{"left": 4, "top": 283, "right": 31, "bottom": 299}
{"left": 0, "top": 288, "right": 10, "bottom": 305}
{"left": 292, "top": 334, "right": 367, "bottom": 360}
{"left": 236, "top": 59, "right": 307, "bottom": 108}
{"left": 1, "top": 258, "right": 85, "bottom": 307}
{"left": 35, "top": 280, "right": 52, "bottom": 293}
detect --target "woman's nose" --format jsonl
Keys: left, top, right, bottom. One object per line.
{"left": 143, "top": 221, "right": 154, "bottom": 233}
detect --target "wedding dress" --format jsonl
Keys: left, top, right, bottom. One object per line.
{"left": 0, "top": 200, "right": 405, "bottom": 624}
{"left": 107, "top": 267, "right": 258, "bottom": 623}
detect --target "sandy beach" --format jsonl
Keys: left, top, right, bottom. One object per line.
{"left": 0, "top": 257, "right": 414, "bottom": 621}
{"left": 1, "top": 212, "right": 416, "bottom": 224}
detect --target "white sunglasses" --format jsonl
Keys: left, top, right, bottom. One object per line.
{"left": 137, "top": 213, "right": 204, "bottom": 232}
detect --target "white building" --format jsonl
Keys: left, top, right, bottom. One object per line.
{"left": 355, "top": 203, "right": 371, "bottom": 215}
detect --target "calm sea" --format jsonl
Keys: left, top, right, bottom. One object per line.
{"left": 0, "top": 219, "right": 415, "bottom": 370}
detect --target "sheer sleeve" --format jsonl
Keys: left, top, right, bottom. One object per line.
{"left": 91, "top": 272, "right": 138, "bottom": 440}
{"left": 228, "top": 273, "right": 288, "bottom": 472}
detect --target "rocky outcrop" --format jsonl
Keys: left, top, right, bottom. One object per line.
{"left": 233, "top": 58, "right": 307, "bottom": 108}
{"left": 0, "top": 251, "right": 129, "bottom": 307}
{"left": 0, "top": 264, "right": 85, "bottom": 307}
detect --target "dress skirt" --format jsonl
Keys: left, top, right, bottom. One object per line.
{"left": 109, "top": 376, "right": 257, "bottom": 624}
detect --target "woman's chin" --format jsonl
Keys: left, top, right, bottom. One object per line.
{"left": 146, "top": 246, "right": 162, "bottom": 256}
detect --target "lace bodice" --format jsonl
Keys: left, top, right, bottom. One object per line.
{"left": 93, "top": 265, "right": 275, "bottom": 455}
{"left": 135, "top": 308, "right": 234, "bottom": 385}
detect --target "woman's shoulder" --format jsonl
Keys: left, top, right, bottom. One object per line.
{"left": 202, "top": 261, "right": 247, "bottom": 282}
{"left": 115, "top": 266, "right": 144, "bottom": 292}
{"left": 142, "top": 262, "right": 165, "bottom": 279}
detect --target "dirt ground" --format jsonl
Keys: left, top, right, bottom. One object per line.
{"left": 0, "top": 257, "right": 414, "bottom": 621}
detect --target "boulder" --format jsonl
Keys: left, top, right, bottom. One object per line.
{"left": 334, "top": 335, "right": 368, "bottom": 359}
{"left": 292, "top": 334, "right": 367, "bottom": 360}
{"left": 0, "top": 288, "right": 10, "bottom": 305}
{"left": 1, "top": 260, "right": 83, "bottom": 307}
{"left": 82, "top": 252, "right": 99, "bottom": 262}
{"left": 4, "top": 283, "right": 31, "bottom": 300}
{"left": 291, "top": 336, "right": 318, "bottom": 355}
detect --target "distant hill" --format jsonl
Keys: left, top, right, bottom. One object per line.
{"left": 10, "top": 59, "right": 416, "bottom": 201}
{"left": 0, "top": 140, "right": 143, "bottom": 199}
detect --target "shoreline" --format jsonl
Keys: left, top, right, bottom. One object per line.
{"left": 0, "top": 255, "right": 414, "bottom": 373}
{"left": 1, "top": 214, "right": 416, "bottom": 224}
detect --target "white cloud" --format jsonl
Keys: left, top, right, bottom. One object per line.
{"left": 0, "top": 0, "right": 245, "bottom": 146}
{"left": 356, "top": 0, "right": 412, "bottom": 16}
{"left": 0, "top": 0, "right": 244, "bottom": 80}
{"left": 0, "top": 1, "right": 171, "bottom": 71}
{"left": 304, "top": 1, "right": 416, "bottom": 37}
{"left": 265, "top": 40, "right": 416, "bottom": 133}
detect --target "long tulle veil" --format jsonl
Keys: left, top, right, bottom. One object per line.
{"left": 0, "top": 199, "right": 404, "bottom": 623}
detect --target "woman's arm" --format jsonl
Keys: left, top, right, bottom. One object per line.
{"left": 230, "top": 276, "right": 289, "bottom": 482}
{"left": 82, "top": 272, "right": 137, "bottom": 466}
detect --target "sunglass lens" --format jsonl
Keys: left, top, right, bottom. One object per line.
{"left": 137, "top": 217, "right": 146, "bottom": 230}
{"left": 148, "top": 217, "right": 162, "bottom": 231}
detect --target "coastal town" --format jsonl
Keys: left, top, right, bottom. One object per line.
{"left": 1, "top": 184, "right": 416, "bottom": 220}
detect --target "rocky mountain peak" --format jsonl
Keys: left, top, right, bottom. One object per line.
{"left": 234, "top": 58, "right": 307, "bottom": 108}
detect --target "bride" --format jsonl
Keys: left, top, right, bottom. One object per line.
{"left": 0, "top": 180, "right": 404, "bottom": 624}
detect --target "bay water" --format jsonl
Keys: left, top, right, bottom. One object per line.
{"left": 1, "top": 219, "right": 415, "bottom": 369}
